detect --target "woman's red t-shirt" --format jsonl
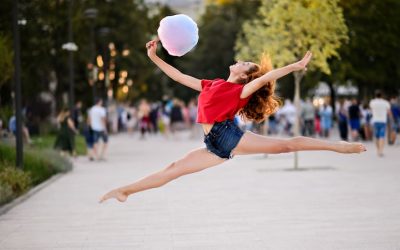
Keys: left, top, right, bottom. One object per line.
{"left": 197, "top": 79, "right": 250, "bottom": 124}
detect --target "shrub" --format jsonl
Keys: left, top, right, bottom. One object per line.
{"left": 0, "top": 181, "right": 13, "bottom": 205}
{"left": 18, "top": 149, "right": 72, "bottom": 185}
{"left": 0, "top": 144, "right": 72, "bottom": 186}
{"left": 0, "top": 105, "right": 13, "bottom": 127}
{"left": 0, "top": 165, "right": 31, "bottom": 196}
{"left": 0, "top": 142, "right": 73, "bottom": 206}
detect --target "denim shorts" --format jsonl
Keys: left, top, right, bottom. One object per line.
{"left": 373, "top": 122, "right": 386, "bottom": 138}
{"left": 350, "top": 119, "right": 360, "bottom": 130}
{"left": 390, "top": 117, "right": 400, "bottom": 132}
{"left": 204, "top": 120, "right": 244, "bottom": 159}
{"left": 93, "top": 130, "right": 108, "bottom": 143}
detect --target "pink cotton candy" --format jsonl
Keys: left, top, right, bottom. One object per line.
{"left": 157, "top": 14, "right": 199, "bottom": 57}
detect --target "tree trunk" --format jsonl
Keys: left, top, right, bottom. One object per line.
{"left": 293, "top": 71, "right": 304, "bottom": 170}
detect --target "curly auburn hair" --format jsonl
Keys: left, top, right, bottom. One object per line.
{"left": 238, "top": 54, "right": 281, "bottom": 123}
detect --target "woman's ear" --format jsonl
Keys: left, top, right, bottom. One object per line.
{"left": 240, "top": 73, "right": 248, "bottom": 80}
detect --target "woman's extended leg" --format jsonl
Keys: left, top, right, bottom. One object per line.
{"left": 233, "top": 131, "right": 366, "bottom": 155}
{"left": 99, "top": 148, "right": 225, "bottom": 203}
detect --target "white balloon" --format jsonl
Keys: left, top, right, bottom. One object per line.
{"left": 157, "top": 14, "right": 199, "bottom": 57}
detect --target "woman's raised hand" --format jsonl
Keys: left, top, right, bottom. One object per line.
{"left": 146, "top": 40, "right": 158, "bottom": 58}
{"left": 293, "top": 51, "right": 312, "bottom": 71}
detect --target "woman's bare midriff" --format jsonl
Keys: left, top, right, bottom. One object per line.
{"left": 201, "top": 123, "right": 214, "bottom": 135}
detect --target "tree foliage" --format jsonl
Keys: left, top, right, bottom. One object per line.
{"left": 329, "top": 0, "right": 400, "bottom": 96}
{"left": 83, "top": 0, "right": 156, "bottom": 102}
{"left": 236, "top": 0, "right": 348, "bottom": 75}
{"left": 0, "top": 0, "right": 167, "bottom": 109}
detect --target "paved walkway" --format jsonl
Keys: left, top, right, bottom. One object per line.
{"left": 0, "top": 132, "right": 400, "bottom": 250}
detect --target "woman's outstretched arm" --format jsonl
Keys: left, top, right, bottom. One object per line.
{"left": 146, "top": 40, "right": 202, "bottom": 91}
{"left": 240, "top": 51, "right": 312, "bottom": 98}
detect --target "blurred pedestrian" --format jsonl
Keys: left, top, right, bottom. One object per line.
{"left": 337, "top": 100, "right": 349, "bottom": 141}
{"left": 369, "top": 90, "right": 391, "bottom": 157}
{"left": 170, "top": 99, "right": 184, "bottom": 133}
{"left": 267, "top": 114, "right": 278, "bottom": 135}
{"left": 389, "top": 97, "right": 400, "bottom": 144}
{"left": 280, "top": 99, "right": 296, "bottom": 136}
{"left": 188, "top": 98, "right": 201, "bottom": 139}
{"left": 117, "top": 104, "right": 128, "bottom": 132}
{"left": 319, "top": 102, "right": 333, "bottom": 138}
{"left": 301, "top": 98, "right": 315, "bottom": 137}
{"left": 138, "top": 99, "right": 151, "bottom": 139}
{"left": 126, "top": 105, "right": 137, "bottom": 135}
{"left": 72, "top": 101, "right": 83, "bottom": 130}
{"left": 149, "top": 103, "right": 160, "bottom": 134}
{"left": 348, "top": 98, "right": 361, "bottom": 141}
{"left": 8, "top": 114, "right": 32, "bottom": 144}
{"left": 360, "top": 103, "right": 372, "bottom": 141}
{"left": 89, "top": 98, "right": 108, "bottom": 160}
{"left": 54, "top": 108, "right": 78, "bottom": 156}
{"left": 82, "top": 115, "right": 95, "bottom": 161}
{"left": 107, "top": 102, "right": 118, "bottom": 134}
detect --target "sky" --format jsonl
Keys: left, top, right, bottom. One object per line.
{"left": 145, "top": 0, "right": 205, "bottom": 19}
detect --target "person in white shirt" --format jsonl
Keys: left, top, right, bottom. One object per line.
{"left": 280, "top": 99, "right": 297, "bottom": 136}
{"left": 369, "top": 90, "right": 391, "bottom": 157}
{"left": 301, "top": 98, "right": 315, "bottom": 137}
{"left": 89, "top": 98, "right": 108, "bottom": 160}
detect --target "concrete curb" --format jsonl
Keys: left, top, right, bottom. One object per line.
{"left": 0, "top": 173, "right": 65, "bottom": 216}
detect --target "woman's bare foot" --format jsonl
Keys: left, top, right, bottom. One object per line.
{"left": 335, "top": 141, "right": 366, "bottom": 154}
{"left": 99, "top": 189, "right": 128, "bottom": 203}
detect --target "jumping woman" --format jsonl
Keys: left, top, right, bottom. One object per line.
{"left": 99, "top": 40, "right": 366, "bottom": 203}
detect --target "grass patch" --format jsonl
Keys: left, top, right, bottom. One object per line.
{"left": 32, "top": 134, "right": 87, "bottom": 155}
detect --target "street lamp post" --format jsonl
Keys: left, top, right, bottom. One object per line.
{"left": 12, "top": 0, "right": 23, "bottom": 169}
{"left": 62, "top": 0, "right": 78, "bottom": 112}
{"left": 67, "top": 0, "right": 74, "bottom": 113}
{"left": 84, "top": 8, "right": 98, "bottom": 103}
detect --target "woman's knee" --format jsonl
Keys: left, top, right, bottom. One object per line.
{"left": 163, "top": 161, "right": 184, "bottom": 180}
{"left": 286, "top": 137, "right": 305, "bottom": 152}
{"left": 151, "top": 163, "right": 179, "bottom": 188}
{"left": 270, "top": 137, "right": 301, "bottom": 153}
{"left": 276, "top": 141, "right": 292, "bottom": 153}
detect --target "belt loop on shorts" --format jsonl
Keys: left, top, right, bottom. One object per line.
{"left": 224, "top": 119, "right": 231, "bottom": 128}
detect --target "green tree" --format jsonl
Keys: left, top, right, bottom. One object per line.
{"left": 236, "top": 0, "right": 348, "bottom": 169}
{"left": 0, "top": 0, "right": 165, "bottom": 111}
{"left": 83, "top": 0, "right": 158, "bottom": 103}
{"left": 0, "top": 0, "right": 82, "bottom": 110}
{"left": 328, "top": 0, "right": 400, "bottom": 98}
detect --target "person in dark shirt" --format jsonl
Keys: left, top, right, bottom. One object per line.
{"left": 348, "top": 98, "right": 361, "bottom": 141}
{"left": 389, "top": 97, "right": 400, "bottom": 144}
{"left": 170, "top": 99, "right": 184, "bottom": 133}
{"left": 72, "top": 101, "right": 83, "bottom": 130}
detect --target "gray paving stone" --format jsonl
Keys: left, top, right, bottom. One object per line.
{"left": 0, "top": 132, "right": 400, "bottom": 250}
